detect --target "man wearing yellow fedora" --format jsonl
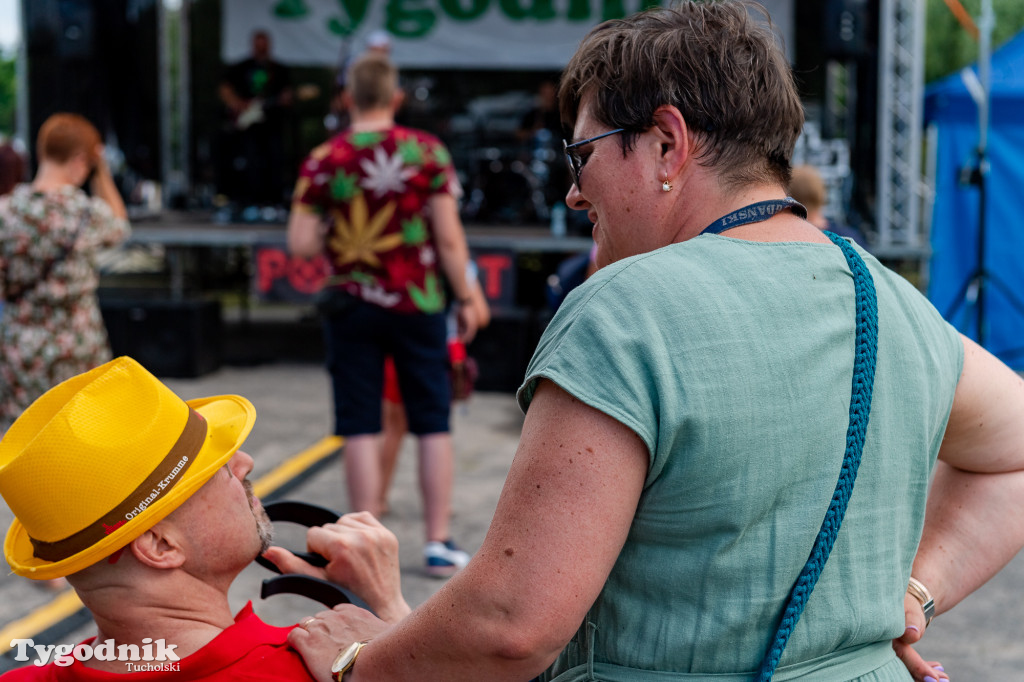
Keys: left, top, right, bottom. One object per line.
{"left": 0, "top": 356, "right": 408, "bottom": 680}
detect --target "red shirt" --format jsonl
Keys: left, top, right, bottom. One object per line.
{"left": 0, "top": 603, "right": 314, "bottom": 681}
{"left": 292, "top": 125, "right": 460, "bottom": 314}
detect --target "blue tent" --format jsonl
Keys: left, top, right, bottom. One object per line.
{"left": 925, "top": 30, "right": 1024, "bottom": 368}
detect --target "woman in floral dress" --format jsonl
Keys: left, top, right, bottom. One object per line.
{"left": 0, "top": 113, "right": 129, "bottom": 431}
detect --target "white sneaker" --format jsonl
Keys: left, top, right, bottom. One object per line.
{"left": 424, "top": 539, "right": 470, "bottom": 578}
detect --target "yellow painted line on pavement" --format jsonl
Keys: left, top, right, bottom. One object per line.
{"left": 251, "top": 435, "right": 344, "bottom": 499}
{"left": 0, "top": 590, "right": 83, "bottom": 649}
{"left": 1, "top": 434, "right": 345, "bottom": 649}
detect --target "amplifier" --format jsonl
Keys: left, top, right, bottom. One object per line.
{"left": 99, "top": 297, "right": 223, "bottom": 378}
{"left": 468, "top": 307, "right": 537, "bottom": 393}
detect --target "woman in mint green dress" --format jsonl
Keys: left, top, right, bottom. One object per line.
{"left": 287, "top": 4, "right": 1024, "bottom": 681}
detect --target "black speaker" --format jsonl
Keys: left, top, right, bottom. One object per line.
{"left": 99, "top": 297, "right": 224, "bottom": 378}
{"left": 23, "top": 0, "right": 161, "bottom": 179}
{"left": 468, "top": 307, "right": 535, "bottom": 393}
{"left": 823, "top": 0, "right": 875, "bottom": 59}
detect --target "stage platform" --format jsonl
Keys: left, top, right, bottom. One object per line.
{"left": 125, "top": 210, "right": 592, "bottom": 253}
{"left": 99, "top": 210, "right": 592, "bottom": 390}
{"left": 117, "top": 210, "right": 591, "bottom": 301}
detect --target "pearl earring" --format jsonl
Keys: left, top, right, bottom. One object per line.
{"left": 662, "top": 180, "right": 673, "bottom": 192}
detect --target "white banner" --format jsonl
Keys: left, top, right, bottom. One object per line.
{"left": 222, "top": 0, "right": 793, "bottom": 70}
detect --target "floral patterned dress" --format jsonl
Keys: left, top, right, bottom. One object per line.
{"left": 0, "top": 184, "right": 130, "bottom": 429}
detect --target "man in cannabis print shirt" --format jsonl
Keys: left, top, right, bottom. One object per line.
{"left": 288, "top": 54, "right": 479, "bottom": 577}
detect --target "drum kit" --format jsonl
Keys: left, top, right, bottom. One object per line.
{"left": 460, "top": 139, "right": 555, "bottom": 225}
{"left": 451, "top": 93, "right": 565, "bottom": 226}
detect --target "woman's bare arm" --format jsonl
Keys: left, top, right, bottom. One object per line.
{"left": 290, "top": 379, "right": 649, "bottom": 681}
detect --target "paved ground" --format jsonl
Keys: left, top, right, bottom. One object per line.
{"left": 1, "top": 361, "right": 1022, "bottom": 678}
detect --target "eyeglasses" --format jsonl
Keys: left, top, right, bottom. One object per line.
{"left": 563, "top": 128, "right": 625, "bottom": 190}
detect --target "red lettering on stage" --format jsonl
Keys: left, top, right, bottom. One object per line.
{"left": 256, "top": 247, "right": 328, "bottom": 297}
{"left": 476, "top": 254, "right": 513, "bottom": 300}
{"left": 256, "top": 249, "right": 288, "bottom": 293}
{"left": 288, "top": 256, "right": 328, "bottom": 294}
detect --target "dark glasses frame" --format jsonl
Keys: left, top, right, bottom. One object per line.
{"left": 563, "top": 128, "right": 625, "bottom": 190}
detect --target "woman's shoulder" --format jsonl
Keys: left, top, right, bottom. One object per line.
{"left": 3, "top": 183, "right": 36, "bottom": 207}
{"left": 46, "top": 185, "right": 97, "bottom": 219}
{"left": 0, "top": 184, "right": 41, "bottom": 221}
{"left": 578, "top": 239, "right": 739, "bottom": 297}
{"left": 7, "top": 184, "right": 87, "bottom": 208}
{"left": 1, "top": 185, "right": 93, "bottom": 234}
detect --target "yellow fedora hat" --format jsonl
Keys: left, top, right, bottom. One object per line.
{"left": 0, "top": 356, "right": 256, "bottom": 580}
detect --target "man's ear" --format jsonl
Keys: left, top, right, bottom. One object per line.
{"left": 392, "top": 88, "right": 406, "bottom": 113}
{"left": 650, "top": 104, "right": 691, "bottom": 182}
{"left": 129, "top": 522, "right": 187, "bottom": 570}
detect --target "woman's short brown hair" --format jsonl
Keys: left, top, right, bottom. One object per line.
{"left": 559, "top": 0, "right": 804, "bottom": 189}
{"left": 36, "top": 113, "right": 101, "bottom": 165}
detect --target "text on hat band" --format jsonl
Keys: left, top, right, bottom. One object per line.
{"left": 28, "top": 409, "right": 209, "bottom": 562}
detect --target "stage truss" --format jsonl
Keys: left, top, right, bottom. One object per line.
{"left": 875, "top": 0, "right": 927, "bottom": 255}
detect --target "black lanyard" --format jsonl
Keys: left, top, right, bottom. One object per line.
{"left": 700, "top": 198, "right": 807, "bottom": 236}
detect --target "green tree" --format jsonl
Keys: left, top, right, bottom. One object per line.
{"left": 0, "top": 53, "right": 16, "bottom": 137}
{"left": 926, "top": 0, "right": 1024, "bottom": 84}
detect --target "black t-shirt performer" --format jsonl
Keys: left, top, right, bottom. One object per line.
{"left": 218, "top": 29, "right": 294, "bottom": 211}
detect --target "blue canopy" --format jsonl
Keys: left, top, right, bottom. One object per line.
{"left": 925, "top": 30, "right": 1024, "bottom": 368}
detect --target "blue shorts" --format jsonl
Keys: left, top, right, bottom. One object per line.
{"left": 322, "top": 300, "right": 450, "bottom": 436}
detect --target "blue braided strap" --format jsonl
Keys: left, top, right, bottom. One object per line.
{"left": 754, "top": 232, "right": 879, "bottom": 681}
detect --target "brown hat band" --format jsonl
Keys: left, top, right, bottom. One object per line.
{"left": 29, "top": 409, "right": 208, "bottom": 562}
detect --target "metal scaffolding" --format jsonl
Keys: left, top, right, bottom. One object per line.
{"left": 875, "top": 0, "right": 926, "bottom": 255}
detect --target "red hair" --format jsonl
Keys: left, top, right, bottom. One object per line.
{"left": 36, "top": 113, "right": 101, "bottom": 165}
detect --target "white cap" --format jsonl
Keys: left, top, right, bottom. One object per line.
{"left": 367, "top": 30, "right": 391, "bottom": 48}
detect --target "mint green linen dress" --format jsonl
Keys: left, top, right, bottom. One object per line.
{"left": 518, "top": 236, "right": 963, "bottom": 681}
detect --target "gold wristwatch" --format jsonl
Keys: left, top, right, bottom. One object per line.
{"left": 331, "top": 641, "right": 367, "bottom": 681}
